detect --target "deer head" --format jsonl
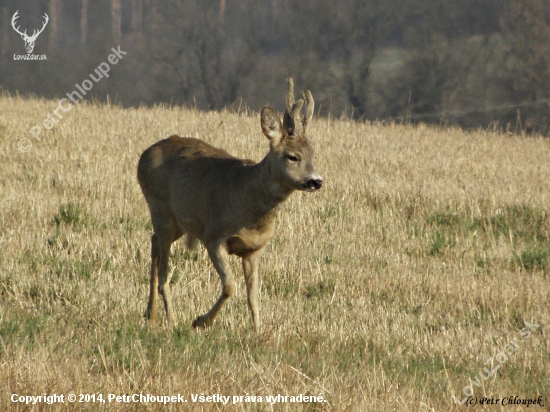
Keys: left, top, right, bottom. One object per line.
{"left": 12, "top": 11, "right": 49, "bottom": 54}
{"left": 261, "top": 78, "right": 323, "bottom": 193}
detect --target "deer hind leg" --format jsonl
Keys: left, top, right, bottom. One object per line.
{"left": 144, "top": 233, "right": 160, "bottom": 322}
{"left": 192, "top": 242, "right": 235, "bottom": 329}
{"left": 242, "top": 250, "right": 262, "bottom": 332}
{"left": 156, "top": 232, "right": 176, "bottom": 327}
{"left": 145, "top": 203, "right": 183, "bottom": 327}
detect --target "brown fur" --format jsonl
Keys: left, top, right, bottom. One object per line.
{"left": 137, "top": 79, "right": 323, "bottom": 331}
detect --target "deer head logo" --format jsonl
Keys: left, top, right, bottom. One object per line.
{"left": 11, "top": 11, "right": 49, "bottom": 54}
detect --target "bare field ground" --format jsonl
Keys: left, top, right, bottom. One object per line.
{"left": 0, "top": 95, "right": 549, "bottom": 411}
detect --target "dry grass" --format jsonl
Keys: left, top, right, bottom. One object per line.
{"left": 0, "top": 94, "right": 549, "bottom": 411}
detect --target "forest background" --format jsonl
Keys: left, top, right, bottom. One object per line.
{"left": 1, "top": 0, "right": 550, "bottom": 134}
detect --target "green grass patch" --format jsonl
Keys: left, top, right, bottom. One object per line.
{"left": 429, "top": 230, "right": 456, "bottom": 255}
{"left": 304, "top": 279, "right": 335, "bottom": 299}
{"left": 0, "top": 309, "right": 51, "bottom": 350}
{"left": 486, "top": 205, "right": 549, "bottom": 243}
{"left": 53, "top": 202, "right": 87, "bottom": 228}
{"left": 512, "top": 245, "right": 550, "bottom": 272}
{"left": 41, "top": 255, "right": 100, "bottom": 281}
{"left": 424, "top": 204, "right": 550, "bottom": 271}
{"left": 263, "top": 274, "right": 298, "bottom": 299}
{"left": 426, "top": 204, "right": 549, "bottom": 243}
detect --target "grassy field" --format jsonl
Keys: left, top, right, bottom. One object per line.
{"left": 0, "top": 94, "right": 549, "bottom": 411}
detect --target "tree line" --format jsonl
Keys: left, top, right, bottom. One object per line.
{"left": 1, "top": 0, "right": 549, "bottom": 133}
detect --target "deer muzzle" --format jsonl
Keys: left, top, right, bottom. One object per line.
{"left": 304, "top": 175, "right": 323, "bottom": 191}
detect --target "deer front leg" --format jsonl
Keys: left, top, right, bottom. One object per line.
{"left": 242, "top": 250, "right": 262, "bottom": 332}
{"left": 193, "top": 243, "right": 235, "bottom": 329}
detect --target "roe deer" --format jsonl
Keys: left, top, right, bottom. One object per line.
{"left": 137, "top": 78, "right": 323, "bottom": 331}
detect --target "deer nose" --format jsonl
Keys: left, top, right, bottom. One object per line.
{"left": 306, "top": 177, "right": 323, "bottom": 191}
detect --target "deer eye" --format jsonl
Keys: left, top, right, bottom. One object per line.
{"left": 285, "top": 154, "right": 300, "bottom": 162}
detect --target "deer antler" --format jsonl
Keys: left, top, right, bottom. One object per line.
{"left": 302, "top": 90, "right": 314, "bottom": 134}
{"left": 286, "top": 78, "right": 295, "bottom": 114}
{"left": 282, "top": 79, "right": 315, "bottom": 136}
{"left": 283, "top": 78, "right": 304, "bottom": 136}
{"left": 11, "top": 11, "right": 28, "bottom": 38}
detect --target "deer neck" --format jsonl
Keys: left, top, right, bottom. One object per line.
{"left": 244, "top": 156, "right": 294, "bottom": 216}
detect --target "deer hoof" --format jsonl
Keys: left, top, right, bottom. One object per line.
{"left": 192, "top": 315, "right": 211, "bottom": 329}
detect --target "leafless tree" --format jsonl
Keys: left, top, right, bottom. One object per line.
{"left": 80, "top": 0, "right": 88, "bottom": 47}
{"left": 48, "top": 0, "right": 61, "bottom": 53}
{"left": 111, "top": 0, "right": 122, "bottom": 44}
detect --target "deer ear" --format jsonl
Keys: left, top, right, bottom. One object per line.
{"left": 261, "top": 106, "right": 284, "bottom": 145}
